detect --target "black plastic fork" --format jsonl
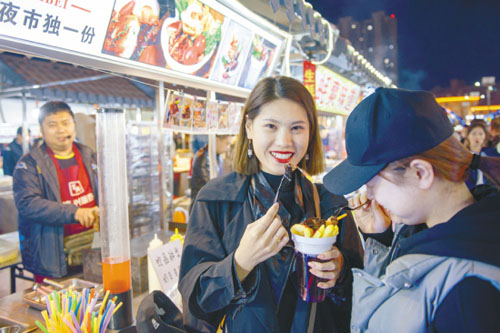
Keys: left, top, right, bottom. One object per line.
{"left": 335, "top": 199, "right": 372, "bottom": 217}
{"left": 273, "top": 164, "right": 294, "bottom": 203}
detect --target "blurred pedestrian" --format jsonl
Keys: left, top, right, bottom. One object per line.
{"left": 464, "top": 121, "right": 488, "bottom": 154}
{"left": 190, "top": 134, "right": 208, "bottom": 153}
{"left": 488, "top": 116, "right": 500, "bottom": 151}
{"left": 463, "top": 122, "right": 499, "bottom": 188}
{"left": 324, "top": 88, "right": 500, "bottom": 332}
{"left": 2, "top": 126, "right": 28, "bottom": 176}
{"left": 189, "top": 134, "right": 233, "bottom": 212}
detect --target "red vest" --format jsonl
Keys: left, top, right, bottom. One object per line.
{"left": 47, "top": 144, "right": 95, "bottom": 235}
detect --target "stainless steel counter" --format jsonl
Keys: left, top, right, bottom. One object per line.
{"left": 0, "top": 291, "right": 40, "bottom": 332}
{"left": 0, "top": 190, "right": 18, "bottom": 234}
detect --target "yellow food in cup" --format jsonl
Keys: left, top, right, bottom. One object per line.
{"left": 291, "top": 216, "right": 339, "bottom": 238}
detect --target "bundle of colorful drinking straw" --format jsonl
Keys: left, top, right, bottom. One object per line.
{"left": 34, "top": 288, "right": 122, "bottom": 333}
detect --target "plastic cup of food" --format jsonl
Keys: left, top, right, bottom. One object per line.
{"left": 292, "top": 233, "right": 337, "bottom": 302}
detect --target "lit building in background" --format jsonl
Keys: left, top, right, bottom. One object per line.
{"left": 432, "top": 79, "right": 500, "bottom": 121}
{"left": 337, "top": 11, "right": 398, "bottom": 85}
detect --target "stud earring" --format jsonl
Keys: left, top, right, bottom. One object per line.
{"left": 305, "top": 153, "right": 310, "bottom": 161}
{"left": 247, "top": 140, "right": 253, "bottom": 158}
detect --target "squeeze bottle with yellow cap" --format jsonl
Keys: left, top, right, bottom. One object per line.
{"left": 147, "top": 233, "right": 163, "bottom": 293}
{"left": 170, "top": 228, "right": 184, "bottom": 244}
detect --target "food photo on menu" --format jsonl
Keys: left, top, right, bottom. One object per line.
{"left": 165, "top": 92, "right": 182, "bottom": 128}
{"left": 180, "top": 95, "right": 193, "bottom": 129}
{"left": 227, "top": 103, "right": 243, "bottom": 133}
{"left": 239, "top": 35, "right": 276, "bottom": 89}
{"left": 218, "top": 102, "right": 229, "bottom": 130}
{"left": 192, "top": 97, "right": 207, "bottom": 131}
{"left": 102, "top": 0, "right": 170, "bottom": 65}
{"left": 209, "top": 19, "right": 253, "bottom": 86}
{"left": 102, "top": 0, "right": 224, "bottom": 77}
{"left": 206, "top": 100, "right": 219, "bottom": 131}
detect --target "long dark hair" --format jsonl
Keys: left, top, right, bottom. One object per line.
{"left": 232, "top": 76, "right": 324, "bottom": 175}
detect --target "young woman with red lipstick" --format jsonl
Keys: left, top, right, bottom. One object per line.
{"left": 179, "top": 76, "right": 363, "bottom": 332}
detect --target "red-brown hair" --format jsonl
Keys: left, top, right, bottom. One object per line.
{"left": 386, "top": 136, "right": 500, "bottom": 188}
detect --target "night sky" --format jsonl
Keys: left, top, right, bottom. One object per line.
{"left": 307, "top": 0, "right": 500, "bottom": 90}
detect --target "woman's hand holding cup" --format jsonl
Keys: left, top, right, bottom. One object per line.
{"left": 308, "top": 246, "right": 344, "bottom": 289}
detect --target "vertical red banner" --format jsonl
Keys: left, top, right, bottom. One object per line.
{"left": 303, "top": 60, "right": 316, "bottom": 99}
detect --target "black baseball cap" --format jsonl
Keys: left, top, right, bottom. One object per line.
{"left": 323, "top": 87, "right": 454, "bottom": 195}
{"left": 136, "top": 291, "right": 185, "bottom": 332}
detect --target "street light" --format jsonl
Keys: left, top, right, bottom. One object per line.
{"left": 481, "top": 76, "right": 496, "bottom": 112}
{"left": 487, "top": 86, "right": 493, "bottom": 111}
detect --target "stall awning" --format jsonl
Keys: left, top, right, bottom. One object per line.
{"left": 0, "top": 52, "right": 154, "bottom": 108}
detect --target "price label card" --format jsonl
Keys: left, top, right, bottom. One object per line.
{"left": 148, "top": 240, "right": 183, "bottom": 311}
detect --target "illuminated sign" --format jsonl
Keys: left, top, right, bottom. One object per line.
{"left": 315, "top": 65, "right": 361, "bottom": 115}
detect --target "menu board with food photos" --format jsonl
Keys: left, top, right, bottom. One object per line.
{"left": 164, "top": 91, "right": 243, "bottom": 134}
{"left": 102, "top": 0, "right": 284, "bottom": 89}
{"left": 1, "top": 0, "right": 285, "bottom": 95}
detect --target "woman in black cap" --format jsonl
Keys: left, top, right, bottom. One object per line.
{"left": 323, "top": 87, "right": 500, "bottom": 332}
{"left": 179, "top": 76, "right": 363, "bottom": 332}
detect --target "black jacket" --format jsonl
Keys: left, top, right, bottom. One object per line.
{"left": 2, "top": 139, "right": 23, "bottom": 176}
{"left": 179, "top": 172, "right": 363, "bottom": 332}
{"left": 189, "top": 145, "right": 210, "bottom": 213}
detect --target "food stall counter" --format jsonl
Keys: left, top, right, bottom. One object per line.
{"left": 0, "top": 290, "right": 41, "bottom": 332}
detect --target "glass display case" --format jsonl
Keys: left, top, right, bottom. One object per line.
{"left": 126, "top": 121, "right": 161, "bottom": 238}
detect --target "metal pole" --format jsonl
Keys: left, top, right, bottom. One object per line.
{"left": 21, "top": 92, "right": 29, "bottom": 153}
{"left": 157, "top": 82, "right": 166, "bottom": 230}
{"left": 0, "top": 72, "right": 5, "bottom": 122}
{"left": 0, "top": 101, "right": 5, "bottom": 123}
{"left": 208, "top": 133, "right": 217, "bottom": 179}
{"left": 135, "top": 107, "right": 141, "bottom": 122}
{"left": 207, "top": 90, "right": 217, "bottom": 179}
{"left": 487, "top": 86, "right": 491, "bottom": 112}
